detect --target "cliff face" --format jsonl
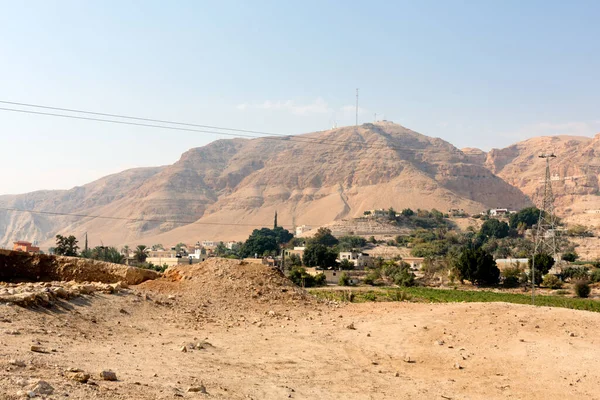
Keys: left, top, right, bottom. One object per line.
{"left": 0, "top": 122, "right": 532, "bottom": 248}
{"left": 483, "top": 135, "right": 600, "bottom": 220}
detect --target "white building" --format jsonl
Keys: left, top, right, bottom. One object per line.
{"left": 337, "top": 251, "right": 371, "bottom": 269}
{"left": 295, "top": 225, "right": 312, "bottom": 236}
{"left": 490, "top": 208, "right": 509, "bottom": 217}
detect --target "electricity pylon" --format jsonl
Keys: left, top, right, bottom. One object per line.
{"left": 531, "top": 153, "right": 558, "bottom": 304}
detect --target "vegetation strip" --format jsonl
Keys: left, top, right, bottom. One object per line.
{"left": 309, "top": 287, "right": 600, "bottom": 313}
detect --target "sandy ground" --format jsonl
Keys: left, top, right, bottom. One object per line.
{"left": 2, "top": 288, "right": 600, "bottom": 399}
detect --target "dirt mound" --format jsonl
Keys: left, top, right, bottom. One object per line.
{"left": 0, "top": 250, "right": 159, "bottom": 285}
{"left": 138, "top": 258, "right": 313, "bottom": 316}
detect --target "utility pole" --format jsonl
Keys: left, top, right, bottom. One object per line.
{"left": 374, "top": 113, "right": 377, "bottom": 122}
{"left": 355, "top": 88, "right": 359, "bottom": 126}
{"left": 531, "top": 153, "right": 558, "bottom": 304}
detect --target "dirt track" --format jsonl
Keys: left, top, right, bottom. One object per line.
{"left": 1, "top": 259, "right": 600, "bottom": 399}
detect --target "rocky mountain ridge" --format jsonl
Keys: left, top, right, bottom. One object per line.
{"left": 0, "top": 122, "right": 549, "bottom": 248}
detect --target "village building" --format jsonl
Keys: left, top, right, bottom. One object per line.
{"left": 495, "top": 258, "right": 529, "bottom": 270}
{"left": 295, "top": 225, "right": 312, "bottom": 236}
{"left": 12, "top": 241, "right": 40, "bottom": 254}
{"left": 402, "top": 257, "right": 425, "bottom": 270}
{"left": 337, "top": 251, "right": 371, "bottom": 269}
{"left": 284, "top": 246, "right": 306, "bottom": 259}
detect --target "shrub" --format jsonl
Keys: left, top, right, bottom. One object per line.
{"left": 561, "top": 266, "right": 589, "bottom": 281}
{"left": 313, "top": 273, "right": 326, "bottom": 286}
{"left": 363, "top": 270, "right": 379, "bottom": 286}
{"left": 561, "top": 252, "right": 579, "bottom": 262}
{"left": 502, "top": 266, "right": 522, "bottom": 288}
{"left": 362, "top": 292, "right": 377, "bottom": 302}
{"left": 386, "top": 290, "right": 411, "bottom": 302}
{"left": 542, "top": 274, "right": 562, "bottom": 289}
{"left": 591, "top": 269, "right": 600, "bottom": 283}
{"left": 339, "top": 272, "right": 350, "bottom": 286}
{"left": 288, "top": 266, "right": 325, "bottom": 288}
{"left": 574, "top": 280, "right": 591, "bottom": 298}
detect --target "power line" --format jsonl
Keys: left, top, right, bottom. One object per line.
{"left": 0, "top": 100, "right": 285, "bottom": 137}
{"left": 0, "top": 102, "right": 427, "bottom": 153}
{"left": 0, "top": 207, "right": 297, "bottom": 228}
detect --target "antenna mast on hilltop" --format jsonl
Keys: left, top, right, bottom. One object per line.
{"left": 531, "top": 153, "right": 558, "bottom": 304}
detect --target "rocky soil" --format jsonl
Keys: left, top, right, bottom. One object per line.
{"left": 1, "top": 257, "right": 600, "bottom": 399}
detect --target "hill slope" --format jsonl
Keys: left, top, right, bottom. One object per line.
{"left": 483, "top": 134, "right": 600, "bottom": 227}
{"left": 0, "top": 122, "right": 531, "bottom": 248}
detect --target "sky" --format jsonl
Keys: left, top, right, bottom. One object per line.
{"left": 1, "top": 0, "right": 599, "bottom": 194}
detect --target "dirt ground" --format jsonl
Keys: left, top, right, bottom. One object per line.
{"left": 2, "top": 259, "right": 600, "bottom": 399}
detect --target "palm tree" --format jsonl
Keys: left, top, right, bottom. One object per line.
{"left": 134, "top": 245, "right": 149, "bottom": 263}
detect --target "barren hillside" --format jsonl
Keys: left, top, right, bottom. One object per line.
{"left": 484, "top": 134, "right": 600, "bottom": 228}
{"left": 1, "top": 122, "right": 531, "bottom": 248}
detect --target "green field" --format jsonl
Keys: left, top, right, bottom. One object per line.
{"left": 308, "top": 286, "right": 600, "bottom": 313}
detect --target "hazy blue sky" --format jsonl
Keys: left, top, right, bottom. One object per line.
{"left": 1, "top": 0, "right": 599, "bottom": 194}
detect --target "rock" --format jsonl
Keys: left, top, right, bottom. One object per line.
{"left": 187, "top": 384, "right": 207, "bottom": 394}
{"left": 346, "top": 322, "right": 356, "bottom": 330}
{"left": 99, "top": 370, "right": 117, "bottom": 381}
{"left": 68, "top": 372, "right": 90, "bottom": 383}
{"left": 9, "top": 359, "right": 26, "bottom": 367}
{"left": 569, "top": 332, "right": 576, "bottom": 337}
{"left": 454, "top": 362, "right": 463, "bottom": 370}
{"left": 180, "top": 346, "right": 188, "bottom": 352}
{"left": 52, "top": 287, "right": 69, "bottom": 299}
{"left": 5, "top": 329, "right": 20, "bottom": 335}
{"left": 403, "top": 355, "right": 415, "bottom": 363}
{"left": 30, "top": 345, "right": 47, "bottom": 353}
{"left": 30, "top": 380, "right": 54, "bottom": 395}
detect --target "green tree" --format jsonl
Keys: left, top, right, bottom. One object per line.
{"left": 303, "top": 243, "right": 338, "bottom": 268}
{"left": 54, "top": 235, "right": 79, "bottom": 257}
{"left": 151, "top": 244, "right": 164, "bottom": 251}
{"left": 215, "top": 242, "right": 228, "bottom": 257}
{"left": 288, "top": 266, "right": 325, "bottom": 287}
{"left": 339, "top": 259, "right": 355, "bottom": 270}
{"left": 401, "top": 208, "right": 414, "bottom": 217}
{"left": 380, "top": 261, "right": 415, "bottom": 287}
{"left": 338, "top": 235, "right": 367, "bottom": 251}
{"left": 240, "top": 229, "right": 279, "bottom": 258}
{"left": 509, "top": 207, "right": 541, "bottom": 229}
{"left": 528, "top": 253, "right": 555, "bottom": 284}
{"left": 387, "top": 207, "right": 397, "bottom": 220}
{"left": 480, "top": 218, "right": 510, "bottom": 240}
{"left": 456, "top": 247, "right": 500, "bottom": 286}
{"left": 287, "top": 253, "right": 303, "bottom": 267}
{"left": 311, "top": 227, "right": 339, "bottom": 247}
{"left": 134, "top": 245, "right": 149, "bottom": 263}
{"left": 561, "top": 251, "right": 579, "bottom": 262}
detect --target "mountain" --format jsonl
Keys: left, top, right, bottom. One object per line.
{"left": 0, "top": 122, "right": 532, "bottom": 248}
{"left": 482, "top": 134, "right": 600, "bottom": 229}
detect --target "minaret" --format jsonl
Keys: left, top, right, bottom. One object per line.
{"left": 274, "top": 211, "right": 278, "bottom": 229}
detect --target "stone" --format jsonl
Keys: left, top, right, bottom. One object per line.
{"left": 346, "top": 322, "right": 356, "bottom": 330}
{"left": 454, "top": 362, "right": 463, "bottom": 370}
{"left": 9, "top": 359, "right": 26, "bottom": 367}
{"left": 68, "top": 372, "right": 90, "bottom": 383}
{"left": 403, "top": 355, "right": 415, "bottom": 363}
{"left": 30, "top": 380, "right": 54, "bottom": 395}
{"left": 30, "top": 345, "right": 47, "bottom": 353}
{"left": 99, "top": 370, "right": 117, "bottom": 381}
{"left": 180, "top": 346, "right": 188, "bottom": 353}
{"left": 187, "top": 384, "right": 207, "bottom": 394}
